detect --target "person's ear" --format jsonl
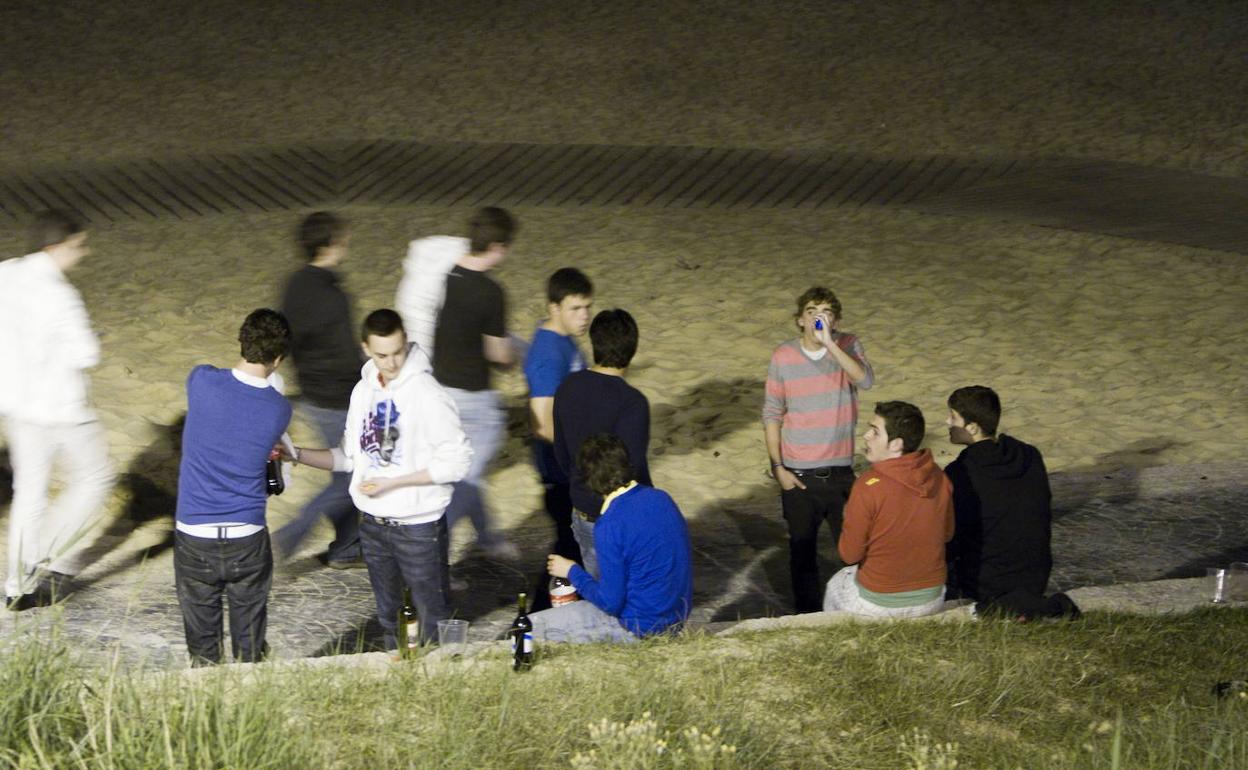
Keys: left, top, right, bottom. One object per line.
{"left": 966, "top": 422, "right": 980, "bottom": 437}
{"left": 887, "top": 436, "right": 905, "bottom": 454}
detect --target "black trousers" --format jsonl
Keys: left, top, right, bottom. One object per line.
{"left": 780, "top": 467, "right": 855, "bottom": 613}
{"left": 174, "top": 529, "right": 272, "bottom": 665}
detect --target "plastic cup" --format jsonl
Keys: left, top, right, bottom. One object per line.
{"left": 437, "top": 619, "right": 469, "bottom": 654}
{"left": 1229, "top": 562, "right": 1248, "bottom": 602}
{"left": 1208, "top": 567, "right": 1229, "bottom": 604}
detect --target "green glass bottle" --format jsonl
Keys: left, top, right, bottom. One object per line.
{"left": 397, "top": 587, "right": 420, "bottom": 659}
{"left": 510, "top": 592, "right": 534, "bottom": 671}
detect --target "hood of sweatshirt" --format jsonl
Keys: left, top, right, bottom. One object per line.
{"left": 956, "top": 434, "right": 1037, "bottom": 481}
{"left": 403, "top": 235, "right": 468, "bottom": 273}
{"left": 870, "top": 449, "right": 945, "bottom": 498}
{"left": 358, "top": 342, "right": 432, "bottom": 395}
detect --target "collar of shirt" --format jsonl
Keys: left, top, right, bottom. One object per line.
{"left": 232, "top": 368, "right": 274, "bottom": 390}
{"left": 600, "top": 480, "right": 639, "bottom": 516}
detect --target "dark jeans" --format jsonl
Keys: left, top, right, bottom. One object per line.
{"left": 273, "top": 403, "right": 361, "bottom": 562}
{"left": 531, "top": 440, "right": 581, "bottom": 562}
{"left": 359, "top": 514, "right": 450, "bottom": 648}
{"left": 781, "top": 466, "right": 855, "bottom": 613}
{"left": 174, "top": 529, "right": 272, "bottom": 665}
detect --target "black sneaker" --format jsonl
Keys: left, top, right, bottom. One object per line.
{"left": 1048, "top": 592, "right": 1082, "bottom": 621}
{"left": 5, "top": 592, "right": 50, "bottom": 612}
{"left": 325, "top": 556, "right": 367, "bottom": 570}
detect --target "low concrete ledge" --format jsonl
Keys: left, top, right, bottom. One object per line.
{"left": 174, "top": 577, "right": 1244, "bottom": 679}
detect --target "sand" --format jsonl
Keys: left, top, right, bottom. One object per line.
{"left": 2, "top": 205, "right": 1244, "bottom": 584}
{"left": 0, "top": 1, "right": 1245, "bottom": 632}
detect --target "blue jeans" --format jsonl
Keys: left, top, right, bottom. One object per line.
{"left": 173, "top": 530, "right": 272, "bottom": 665}
{"left": 571, "top": 512, "right": 598, "bottom": 578}
{"left": 359, "top": 514, "right": 451, "bottom": 648}
{"left": 530, "top": 600, "right": 637, "bottom": 644}
{"left": 273, "top": 402, "right": 360, "bottom": 562}
{"left": 442, "top": 388, "right": 505, "bottom": 548}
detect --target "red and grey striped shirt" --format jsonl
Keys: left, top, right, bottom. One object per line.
{"left": 763, "top": 335, "right": 873, "bottom": 468}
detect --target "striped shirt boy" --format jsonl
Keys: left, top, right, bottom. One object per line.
{"left": 763, "top": 334, "right": 873, "bottom": 468}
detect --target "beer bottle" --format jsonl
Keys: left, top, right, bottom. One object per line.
{"left": 397, "top": 587, "right": 420, "bottom": 659}
{"left": 510, "top": 592, "right": 534, "bottom": 671}
{"left": 265, "top": 453, "right": 284, "bottom": 496}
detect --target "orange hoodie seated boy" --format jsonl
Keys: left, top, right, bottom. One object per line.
{"left": 824, "top": 401, "right": 954, "bottom": 617}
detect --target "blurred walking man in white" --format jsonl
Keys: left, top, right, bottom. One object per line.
{"left": 0, "top": 210, "right": 114, "bottom": 611}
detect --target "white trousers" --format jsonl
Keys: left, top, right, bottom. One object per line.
{"left": 823, "top": 565, "right": 946, "bottom": 618}
{"left": 4, "top": 418, "right": 113, "bottom": 597}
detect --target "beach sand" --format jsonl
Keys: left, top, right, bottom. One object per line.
{"left": 0, "top": 1, "right": 1244, "bottom": 647}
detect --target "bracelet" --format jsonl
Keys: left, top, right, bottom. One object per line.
{"left": 292, "top": 447, "right": 301, "bottom": 465}
{"left": 771, "top": 462, "right": 785, "bottom": 469}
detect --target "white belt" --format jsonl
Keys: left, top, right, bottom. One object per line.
{"left": 175, "top": 522, "right": 265, "bottom": 539}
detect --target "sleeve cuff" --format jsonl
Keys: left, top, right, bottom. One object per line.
{"left": 568, "top": 564, "right": 590, "bottom": 589}
{"left": 330, "top": 447, "right": 351, "bottom": 473}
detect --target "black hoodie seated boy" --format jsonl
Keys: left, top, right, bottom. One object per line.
{"left": 944, "top": 386, "right": 1078, "bottom": 620}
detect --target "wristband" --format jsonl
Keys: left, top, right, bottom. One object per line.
{"left": 771, "top": 462, "right": 785, "bottom": 469}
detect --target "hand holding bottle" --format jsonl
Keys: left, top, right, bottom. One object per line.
{"left": 546, "top": 554, "right": 575, "bottom": 578}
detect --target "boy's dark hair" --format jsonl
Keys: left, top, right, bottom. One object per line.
{"left": 578, "top": 433, "right": 636, "bottom": 497}
{"left": 793, "top": 287, "right": 843, "bottom": 323}
{"left": 468, "top": 207, "right": 517, "bottom": 254}
{"left": 547, "top": 267, "right": 593, "bottom": 304}
{"left": 947, "top": 386, "right": 1001, "bottom": 436}
{"left": 31, "top": 209, "right": 85, "bottom": 252}
{"left": 361, "top": 308, "right": 405, "bottom": 341}
{"left": 589, "top": 309, "right": 639, "bottom": 368}
{"left": 239, "top": 308, "right": 292, "bottom": 365}
{"left": 874, "top": 401, "right": 926, "bottom": 454}
{"left": 297, "top": 211, "right": 347, "bottom": 261}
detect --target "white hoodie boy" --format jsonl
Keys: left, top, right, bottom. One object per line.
{"left": 331, "top": 344, "right": 472, "bottom": 523}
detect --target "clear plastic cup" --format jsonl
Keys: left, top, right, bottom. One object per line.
{"left": 1208, "top": 567, "right": 1229, "bottom": 604}
{"left": 437, "top": 619, "right": 469, "bottom": 654}
{"left": 1229, "top": 562, "right": 1248, "bottom": 602}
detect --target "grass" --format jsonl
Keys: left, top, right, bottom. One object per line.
{"left": 2, "top": 609, "right": 1247, "bottom": 769}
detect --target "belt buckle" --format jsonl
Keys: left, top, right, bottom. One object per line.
{"left": 814, "top": 467, "right": 833, "bottom": 479}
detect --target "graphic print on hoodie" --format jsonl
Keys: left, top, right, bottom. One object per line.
{"left": 360, "top": 399, "right": 402, "bottom": 469}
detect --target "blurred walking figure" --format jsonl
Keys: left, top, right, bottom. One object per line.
{"left": 0, "top": 210, "right": 114, "bottom": 611}
{"left": 399, "top": 207, "right": 521, "bottom": 559}
{"left": 273, "top": 212, "right": 364, "bottom": 568}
